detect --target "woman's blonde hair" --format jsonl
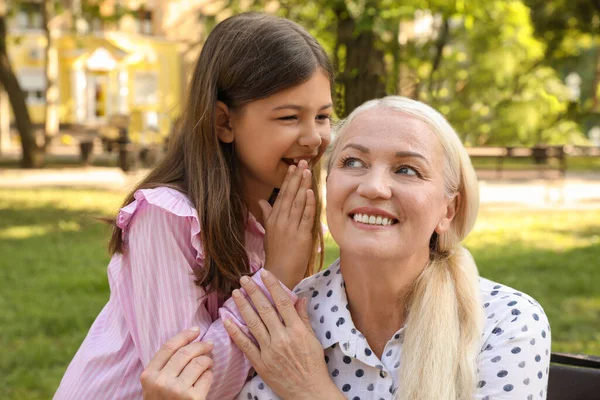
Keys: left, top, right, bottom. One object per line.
{"left": 327, "top": 96, "right": 483, "bottom": 400}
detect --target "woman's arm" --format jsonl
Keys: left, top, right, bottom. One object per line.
{"left": 141, "top": 328, "right": 214, "bottom": 400}
{"left": 224, "top": 270, "right": 345, "bottom": 400}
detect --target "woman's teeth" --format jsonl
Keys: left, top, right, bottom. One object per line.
{"left": 352, "top": 213, "right": 394, "bottom": 226}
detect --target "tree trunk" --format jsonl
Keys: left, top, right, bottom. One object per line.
{"left": 43, "top": 0, "right": 60, "bottom": 149}
{"left": 334, "top": 4, "right": 386, "bottom": 117}
{"left": 0, "top": 14, "right": 42, "bottom": 167}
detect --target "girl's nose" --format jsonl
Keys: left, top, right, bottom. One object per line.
{"left": 356, "top": 169, "right": 392, "bottom": 199}
{"left": 298, "top": 125, "right": 323, "bottom": 148}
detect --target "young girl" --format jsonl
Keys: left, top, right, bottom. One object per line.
{"left": 54, "top": 12, "right": 334, "bottom": 400}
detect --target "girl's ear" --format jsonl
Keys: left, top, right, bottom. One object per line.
{"left": 215, "top": 101, "right": 234, "bottom": 143}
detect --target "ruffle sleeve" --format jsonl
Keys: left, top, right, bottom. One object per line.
{"left": 116, "top": 187, "right": 204, "bottom": 265}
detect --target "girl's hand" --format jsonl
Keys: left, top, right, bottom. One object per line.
{"left": 259, "top": 159, "right": 316, "bottom": 289}
{"left": 224, "top": 270, "right": 344, "bottom": 400}
{"left": 140, "top": 328, "right": 214, "bottom": 400}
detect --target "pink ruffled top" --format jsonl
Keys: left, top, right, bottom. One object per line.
{"left": 54, "top": 187, "right": 274, "bottom": 400}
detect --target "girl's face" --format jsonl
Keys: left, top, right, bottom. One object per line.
{"left": 326, "top": 107, "right": 457, "bottom": 263}
{"left": 228, "top": 71, "right": 333, "bottom": 200}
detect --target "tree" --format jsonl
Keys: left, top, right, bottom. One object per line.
{"left": 525, "top": 0, "right": 600, "bottom": 132}
{"left": 0, "top": 0, "right": 41, "bottom": 167}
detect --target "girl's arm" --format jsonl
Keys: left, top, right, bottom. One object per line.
{"left": 123, "top": 202, "right": 266, "bottom": 400}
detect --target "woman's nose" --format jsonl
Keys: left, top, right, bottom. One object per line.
{"left": 356, "top": 169, "right": 392, "bottom": 199}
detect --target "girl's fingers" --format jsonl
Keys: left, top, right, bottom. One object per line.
{"left": 231, "top": 288, "right": 271, "bottom": 347}
{"left": 270, "top": 165, "right": 295, "bottom": 219}
{"left": 239, "top": 276, "right": 286, "bottom": 334}
{"left": 288, "top": 169, "right": 311, "bottom": 228}
{"left": 176, "top": 355, "right": 213, "bottom": 389}
{"left": 258, "top": 199, "right": 273, "bottom": 223}
{"left": 298, "top": 189, "right": 316, "bottom": 232}
{"left": 260, "top": 270, "right": 303, "bottom": 328}
{"left": 145, "top": 328, "right": 202, "bottom": 372}
{"left": 224, "top": 319, "right": 263, "bottom": 366}
{"left": 276, "top": 160, "right": 308, "bottom": 219}
{"left": 191, "top": 370, "right": 214, "bottom": 399}
{"left": 161, "top": 341, "right": 214, "bottom": 379}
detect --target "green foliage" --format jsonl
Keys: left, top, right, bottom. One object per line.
{"left": 201, "top": 0, "right": 596, "bottom": 145}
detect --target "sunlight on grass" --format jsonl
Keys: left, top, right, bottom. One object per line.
{"left": 0, "top": 221, "right": 81, "bottom": 239}
{"left": 1, "top": 188, "right": 599, "bottom": 399}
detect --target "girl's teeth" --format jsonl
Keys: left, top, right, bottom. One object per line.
{"left": 353, "top": 213, "right": 394, "bottom": 226}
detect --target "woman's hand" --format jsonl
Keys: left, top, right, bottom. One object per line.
{"left": 224, "top": 270, "right": 344, "bottom": 400}
{"left": 140, "top": 328, "right": 214, "bottom": 400}
{"left": 259, "top": 159, "right": 316, "bottom": 289}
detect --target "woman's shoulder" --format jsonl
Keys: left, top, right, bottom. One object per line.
{"left": 478, "top": 277, "right": 550, "bottom": 352}
{"left": 479, "top": 277, "right": 545, "bottom": 316}
{"left": 292, "top": 259, "right": 342, "bottom": 297}
{"left": 116, "top": 186, "right": 198, "bottom": 230}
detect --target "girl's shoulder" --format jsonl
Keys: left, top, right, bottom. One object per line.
{"left": 116, "top": 186, "right": 199, "bottom": 231}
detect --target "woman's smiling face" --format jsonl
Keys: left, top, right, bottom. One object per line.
{"left": 326, "top": 107, "right": 457, "bottom": 262}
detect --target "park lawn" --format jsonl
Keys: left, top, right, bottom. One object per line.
{"left": 1, "top": 188, "right": 599, "bottom": 399}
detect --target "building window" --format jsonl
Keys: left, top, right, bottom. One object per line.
{"left": 15, "top": 2, "right": 43, "bottom": 30}
{"left": 137, "top": 10, "right": 153, "bottom": 35}
{"left": 17, "top": 68, "right": 46, "bottom": 105}
{"left": 24, "top": 90, "right": 45, "bottom": 104}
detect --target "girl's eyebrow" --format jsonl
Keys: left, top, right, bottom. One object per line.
{"left": 341, "top": 143, "right": 430, "bottom": 166}
{"left": 272, "top": 103, "right": 333, "bottom": 111}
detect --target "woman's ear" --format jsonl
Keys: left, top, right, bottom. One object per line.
{"left": 435, "top": 193, "right": 459, "bottom": 234}
{"left": 215, "top": 101, "right": 234, "bottom": 143}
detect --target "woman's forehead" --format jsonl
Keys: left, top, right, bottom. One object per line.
{"left": 341, "top": 108, "right": 438, "bottom": 153}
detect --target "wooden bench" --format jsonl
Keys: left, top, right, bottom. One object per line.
{"left": 548, "top": 352, "right": 600, "bottom": 400}
{"left": 466, "top": 146, "right": 600, "bottom": 179}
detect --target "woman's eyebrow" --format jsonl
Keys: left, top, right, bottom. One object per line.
{"left": 341, "top": 144, "right": 429, "bottom": 164}
{"left": 272, "top": 103, "right": 333, "bottom": 111}
{"left": 395, "top": 151, "right": 429, "bottom": 165}
{"left": 341, "top": 143, "right": 369, "bottom": 153}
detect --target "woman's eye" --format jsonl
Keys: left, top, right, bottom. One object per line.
{"left": 278, "top": 116, "right": 297, "bottom": 121}
{"left": 397, "top": 166, "right": 417, "bottom": 176}
{"left": 342, "top": 157, "right": 365, "bottom": 168}
{"left": 316, "top": 114, "right": 331, "bottom": 122}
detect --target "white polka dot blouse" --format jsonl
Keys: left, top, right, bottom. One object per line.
{"left": 237, "top": 259, "right": 551, "bottom": 400}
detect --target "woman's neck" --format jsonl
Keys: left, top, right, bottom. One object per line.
{"left": 341, "top": 251, "right": 428, "bottom": 358}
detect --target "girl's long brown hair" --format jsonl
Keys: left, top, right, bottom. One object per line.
{"left": 108, "top": 13, "right": 334, "bottom": 297}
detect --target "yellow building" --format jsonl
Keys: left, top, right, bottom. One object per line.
{"left": 6, "top": 0, "right": 186, "bottom": 144}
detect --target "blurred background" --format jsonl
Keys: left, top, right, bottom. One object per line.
{"left": 0, "top": 0, "right": 599, "bottom": 398}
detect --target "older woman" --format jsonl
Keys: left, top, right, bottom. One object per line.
{"left": 142, "top": 97, "right": 550, "bottom": 400}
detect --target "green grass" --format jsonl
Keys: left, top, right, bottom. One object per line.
{"left": 1, "top": 188, "right": 599, "bottom": 399}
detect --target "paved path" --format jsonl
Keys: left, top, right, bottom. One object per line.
{"left": 1, "top": 166, "right": 599, "bottom": 209}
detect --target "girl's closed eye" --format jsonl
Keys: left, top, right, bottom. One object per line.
{"left": 316, "top": 114, "right": 332, "bottom": 123}
{"left": 278, "top": 115, "right": 298, "bottom": 121}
